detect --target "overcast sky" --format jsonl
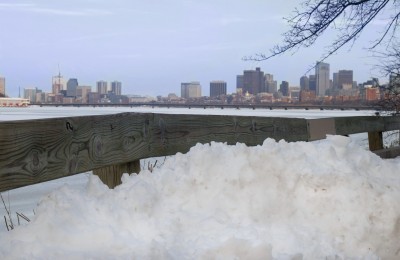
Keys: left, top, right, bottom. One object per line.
{"left": 0, "top": 0, "right": 391, "bottom": 97}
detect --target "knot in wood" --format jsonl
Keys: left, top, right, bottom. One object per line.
{"left": 93, "top": 136, "right": 103, "bottom": 157}
{"left": 122, "top": 136, "right": 135, "bottom": 151}
{"left": 65, "top": 121, "right": 74, "bottom": 132}
{"left": 27, "top": 148, "right": 47, "bottom": 174}
{"left": 251, "top": 120, "right": 257, "bottom": 133}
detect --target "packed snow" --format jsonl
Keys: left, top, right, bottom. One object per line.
{"left": 0, "top": 105, "right": 376, "bottom": 121}
{"left": 0, "top": 135, "right": 399, "bottom": 259}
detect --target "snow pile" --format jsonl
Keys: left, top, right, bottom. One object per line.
{"left": 1, "top": 136, "right": 400, "bottom": 259}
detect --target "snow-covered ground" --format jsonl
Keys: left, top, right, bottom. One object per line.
{"left": 1, "top": 106, "right": 399, "bottom": 259}
{"left": 0, "top": 105, "right": 375, "bottom": 121}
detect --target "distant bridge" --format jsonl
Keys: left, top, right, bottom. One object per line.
{"left": 36, "top": 102, "right": 381, "bottom": 111}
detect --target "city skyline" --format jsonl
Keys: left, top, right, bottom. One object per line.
{"left": 0, "top": 1, "right": 390, "bottom": 98}
{"left": 1, "top": 60, "right": 387, "bottom": 99}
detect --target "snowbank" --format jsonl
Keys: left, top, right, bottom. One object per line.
{"left": 0, "top": 136, "right": 400, "bottom": 259}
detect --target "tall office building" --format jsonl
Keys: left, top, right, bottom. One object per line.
{"left": 66, "top": 78, "right": 79, "bottom": 97}
{"left": 181, "top": 82, "right": 202, "bottom": 99}
{"left": 265, "top": 74, "right": 277, "bottom": 93}
{"left": 97, "top": 80, "right": 108, "bottom": 95}
{"left": 243, "top": 67, "right": 264, "bottom": 95}
{"left": 309, "top": 75, "right": 316, "bottom": 92}
{"left": 315, "top": 61, "right": 330, "bottom": 97}
{"left": 333, "top": 72, "right": 338, "bottom": 89}
{"left": 111, "top": 81, "right": 122, "bottom": 95}
{"left": 337, "top": 70, "right": 353, "bottom": 89}
{"left": 24, "top": 88, "right": 38, "bottom": 103}
{"left": 300, "top": 76, "right": 309, "bottom": 90}
{"left": 52, "top": 75, "right": 65, "bottom": 94}
{"left": 389, "top": 73, "right": 400, "bottom": 92}
{"left": 210, "top": 81, "right": 227, "bottom": 97}
{"left": 0, "top": 76, "right": 5, "bottom": 97}
{"left": 280, "top": 81, "right": 289, "bottom": 96}
{"left": 236, "top": 75, "right": 244, "bottom": 91}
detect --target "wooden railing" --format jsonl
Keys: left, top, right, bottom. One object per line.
{"left": 0, "top": 113, "right": 399, "bottom": 191}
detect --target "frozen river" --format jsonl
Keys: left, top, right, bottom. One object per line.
{"left": 0, "top": 105, "right": 376, "bottom": 121}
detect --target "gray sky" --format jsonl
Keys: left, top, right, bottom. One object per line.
{"left": 0, "top": 0, "right": 390, "bottom": 97}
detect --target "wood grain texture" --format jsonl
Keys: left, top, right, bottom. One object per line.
{"left": 93, "top": 160, "right": 140, "bottom": 189}
{"left": 1, "top": 114, "right": 399, "bottom": 191}
{"left": 368, "top": 131, "right": 384, "bottom": 151}
{"left": 333, "top": 116, "right": 385, "bottom": 135}
{"left": 0, "top": 113, "right": 308, "bottom": 191}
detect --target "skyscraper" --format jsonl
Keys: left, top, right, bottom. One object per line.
{"left": 52, "top": 74, "right": 65, "bottom": 94}
{"left": 300, "top": 76, "right": 309, "bottom": 90}
{"left": 337, "top": 70, "right": 353, "bottom": 89}
{"left": 181, "top": 82, "right": 202, "bottom": 98}
{"left": 210, "top": 81, "right": 227, "bottom": 97}
{"left": 280, "top": 81, "right": 289, "bottom": 96}
{"left": 309, "top": 75, "right": 316, "bottom": 92}
{"left": 97, "top": 81, "right": 108, "bottom": 95}
{"left": 315, "top": 61, "right": 330, "bottom": 97}
{"left": 111, "top": 81, "right": 122, "bottom": 96}
{"left": 265, "top": 74, "right": 277, "bottom": 93}
{"left": 333, "top": 72, "right": 339, "bottom": 89}
{"left": 0, "top": 76, "right": 5, "bottom": 97}
{"left": 67, "top": 78, "right": 79, "bottom": 97}
{"left": 236, "top": 75, "right": 244, "bottom": 91}
{"left": 243, "top": 67, "right": 264, "bottom": 95}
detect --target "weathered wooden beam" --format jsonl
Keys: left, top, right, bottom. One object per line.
{"left": 372, "top": 146, "right": 400, "bottom": 159}
{"left": 334, "top": 116, "right": 385, "bottom": 135}
{"left": 368, "top": 131, "right": 384, "bottom": 151}
{"left": 0, "top": 113, "right": 309, "bottom": 192}
{"left": 93, "top": 160, "right": 140, "bottom": 189}
{"left": 0, "top": 113, "right": 154, "bottom": 192}
{"left": 307, "top": 118, "right": 336, "bottom": 141}
{"left": 1, "top": 113, "right": 399, "bottom": 192}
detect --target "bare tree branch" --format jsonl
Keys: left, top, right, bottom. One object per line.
{"left": 244, "top": 0, "right": 399, "bottom": 62}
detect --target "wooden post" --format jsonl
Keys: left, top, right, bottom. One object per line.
{"left": 368, "top": 131, "right": 383, "bottom": 151}
{"left": 93, "top": 160, "right": 141, "bottom": 189}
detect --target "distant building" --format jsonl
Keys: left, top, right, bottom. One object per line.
{"left": 364, "top": 86, "right": 380, "bottom": 101}
{"left": 236, "top": 75, "right": 244, "bottom": 91}
{"left": 309, "top": 75, "right": 316, "bottom": 92}
{"left": 389, "top": 73, "right": 400, "bottom": 92}
{"left": 333, "top": 72, "right": 338, "bottom": 89}
{"left": 289, "top": 86, "right": 300, "bottom": 101}
{"left": 210, "top": 81, "right": 227, "bottom": 97}
{"left": 52, "top": 75, "right": 65, "bottom": 95}
{"left": 265, "top": 74, "right": 277, "bottom": 93}
{"left": 315, "top": 61, "right": 330, "bottom": 96}
{"left": 279, "top": 81, "right": 289, "bottom": 96}
{"left": 243, "top": 67, "right": 264, "bottom": 95}
{"left": 299, "top": 90, "right": 316, "bottom": 102}
{"left": 77, "top": 86, "right": 92, "bottom": 103}
{"left": 338, "top": 70, "right": 353, "bottom": 89}
{"left": 0, "top": 76, "right": 5, "bottom": 97}
{"left": 300, "top": 76, "right": 309, "bottom": 90}
{"left": 0, "top": 98, "right": 29, "bottom": 107}
{"left": 35, "top": 92, "right": 46, "bottom": 103}
{"left": 88, "top": 92, "right": 101, "bottom": 103}
{"left": 24, "top": 88, "right": 38, "bottom": 103}
{"left": 181, "top": 82, "right": 202, "bottom": 99}
{"left": 111, "top": 81, "right": 122, "bottom": 96}
{"left": 62, "top": 97, "right": 75, "bottom": 104}
{"left": 97, "top": 80, "right": 108, "bottom": 95}
{"left": 66, "top": 78, "right": 78, "bottom": 97}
